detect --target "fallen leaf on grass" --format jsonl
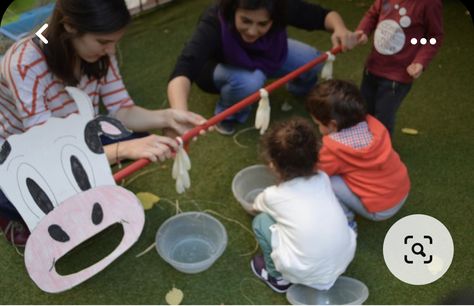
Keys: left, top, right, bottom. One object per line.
{"left": 401, "top": 128, "right": 419, "bottom": 135}
{"left": 136, "top": 192, "right": 160, "bottom": 210}
{"left": 281, "top": 101, "right": 293, "bottom": 111}
{"left": 165, "top": 287, "right": 184, "bottom": 305}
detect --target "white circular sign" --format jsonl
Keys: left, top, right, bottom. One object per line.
{"left": 400, "top": 16, "right": 411, "bottom": 28}
{"left": 374, "top": 20, "right": 406, "bottom": 55}
{"left": 383, "top": 214, "right": 454, "bottom": 285}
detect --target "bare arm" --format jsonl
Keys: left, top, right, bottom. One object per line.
{"left": 103, "top": 135, "right": 179, "bottom": 165}
{"left": 167, "top": 76, "right": 192, "bottom": 111}
{"left": 324, "top": 11, "right": 358, "bottom": 51}
{"left": 324, "top": 11, "right": 347, "bottom": 32}
{"left": 115, "top": 105, "right": 170, "bottom": 132}
{"left": 115, "top": 105, "right": 206, "bottom": 134}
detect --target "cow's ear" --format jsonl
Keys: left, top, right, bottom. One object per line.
{"left": 84, "top": 116, "right": 132, "bottom": 154}
{"left": 95, "top": 116, "right": 132, "bottom": 139}
{"left": 0, "top": 141, "right": 11, "bottom": 165}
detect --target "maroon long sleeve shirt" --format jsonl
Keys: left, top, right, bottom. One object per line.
{"left": 357, "top": 0, "right": 444, "bottom": 83}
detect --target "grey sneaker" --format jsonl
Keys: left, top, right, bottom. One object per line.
{"left": 215, "top": 120, "right": 236, "bottom": 135}
{"left": 250, "top": 254, "right": 291, "bottom": 293}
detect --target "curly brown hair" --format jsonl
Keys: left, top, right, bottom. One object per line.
{"left": 305, "top": 80, "right": 366, "bottom": 130}
{"left": 261, "top": 117, "right": 320, "bottom": 182}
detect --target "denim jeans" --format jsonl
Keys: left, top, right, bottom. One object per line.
{"left": 330, "top": 175, "right": 407, "bottom": 221}
{"left": 0, "top": 131, "right": 148, "bottom": 221}
{"left": 213, "top": 39, "right": 322, "bottom": 123}
{"left": 252, "top": 212, "right": 281, "bottom": 277}
{"left": 0, "top": 190, "right": 22, "bottom": 221}
{"left": 360, "top": 70, "right": 412, "bottom": 135}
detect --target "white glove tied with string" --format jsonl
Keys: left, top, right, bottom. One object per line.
{"left": 172, "top": 137, "right": 191, "bottom": 194}
{"left": 255, "top": 88, "right": 271, "bottom": 135}
{"left": 321, "top": 51, "right": 336, "bottom": 80}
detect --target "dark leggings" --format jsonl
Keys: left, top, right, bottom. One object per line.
{"left": 360, "top": 70, "right": 412, "bottom": 135}
{"left": 0, "top": 132, "right": 148, "bottom": 221}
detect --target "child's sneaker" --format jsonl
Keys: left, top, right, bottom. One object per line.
{"left": 0, "top": 216, "right": 30, "bottom": 247}
{"left": 215, "top": 120, "right": 236, "bottom": 135}
{"left": 250, "top": 254, "right": 291, "bottom": 293}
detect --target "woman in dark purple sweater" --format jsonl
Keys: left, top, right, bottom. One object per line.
{"left": 167, "top": 0, "right": 358, "bottom": 135}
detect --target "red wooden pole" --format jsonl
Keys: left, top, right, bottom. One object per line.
{"left": 113, "top": 46, "right": 342, "bottom": 182}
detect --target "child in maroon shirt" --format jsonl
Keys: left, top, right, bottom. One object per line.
{"left": 355, "top": 0, "right": 444, "bottom": 135}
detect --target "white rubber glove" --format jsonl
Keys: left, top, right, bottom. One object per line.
{"left": 255, "top": 88, "right": 271, "bottom": 135}
{"left": 172, "top": 137, "right": 191, "bottom": 194}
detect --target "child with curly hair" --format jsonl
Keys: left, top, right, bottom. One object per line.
{"left": 250, "top": 117, "right": 356, "bottom": 293}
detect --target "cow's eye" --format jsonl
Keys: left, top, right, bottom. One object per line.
{"left": 48, "top": 224, "right": 70, "bottom": 242}
{"left": 92, "top": 202, "right": 103, "bottom": 225}
{"left": 70, "top": 155, "right": 91, "bottom": 191}
{"left": 27, "top": 178, "right": 54, "bottom": 214}
{"left": 61, "top": 145, "right": 95, "bottom": 192}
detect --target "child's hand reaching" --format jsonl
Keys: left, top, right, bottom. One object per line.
{"left": 407, "top": 63, "right": 424, "bottom": 79}
{"left": 354, "top": 30, "right": 368, "bottom": 45}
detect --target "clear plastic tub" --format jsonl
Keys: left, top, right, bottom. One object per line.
{"left": 232, "top": 164, "right": 277, "bottom": 214}
{"left": 155, "top": 212, "right": 227, "bottom": 274}
{"left": 286, "top": 276, "right": 369, "bottom": 305}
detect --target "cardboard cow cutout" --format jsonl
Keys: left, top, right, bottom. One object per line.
{"left": 0, "top": 87, "right": 145, "bottom": 293}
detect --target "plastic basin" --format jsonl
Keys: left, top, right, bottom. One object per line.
{"left": 286, "top": 276, "right": 369, "bottom": 305}
{"left": 155, "top": 212, "right": 227, "bottom": 274}
{"left": 232, "top": 164, "right": 277, "bottom": 214}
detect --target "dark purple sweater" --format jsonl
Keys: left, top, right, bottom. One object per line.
{"left": 169, "top": 0, "right": 331, "bottom": 93}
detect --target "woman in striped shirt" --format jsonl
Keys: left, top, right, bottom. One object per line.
{"left": 0, "top": 0, "right": 206, "bottom": 246}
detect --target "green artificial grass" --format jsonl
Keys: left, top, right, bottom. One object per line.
{"left": 1, "top": 0, "right": 473, "bottom": 304}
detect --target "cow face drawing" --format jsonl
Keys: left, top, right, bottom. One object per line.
{"left": 0, "top": 87, "right": 145, "bottom": 293}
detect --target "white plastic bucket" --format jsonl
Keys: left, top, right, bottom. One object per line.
{"left": 155, "top": 212, "right": 227, "bottom": 274}
{"left": 232, "top": 164, "right": 277, "bottom": 214}
{"left": 286, "top": 276, "right": 369, "bottom": 305}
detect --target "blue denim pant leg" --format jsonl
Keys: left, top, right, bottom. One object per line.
{"left": 0, "top": 189, "right": 23, "bottom": 221}
{"left": 213, "top": 65, "right": 266, "bottom": 123}
{"left": 272, "top": 39, "right": 322, "bottom": 97}
{"left": 330, "top": 175, "right": 407, "bottom": 221}
{"left": 360, "top": 70, "right": 412, "bottom": 135}
{"left": 252, "top": 212, "right": 281, "bottom": 278}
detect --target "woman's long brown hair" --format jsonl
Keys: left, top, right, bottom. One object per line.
{"left": 42, "top": 0, "right": 131, "bottom": 85}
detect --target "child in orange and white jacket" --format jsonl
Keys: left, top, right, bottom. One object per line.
{"left": 305, "top": 80, "right": 410, "bottom": 226}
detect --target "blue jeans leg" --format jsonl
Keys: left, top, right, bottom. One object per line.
{"left": 360, "top": 70, "right": 412, "bottom": 135}
{"left": 0, "top": 189, "right": 23, "bottom": 221}
{"left": 330, "top": 175, "right": 407, "bottom": 221}
{"left": 213, "top": 65, "right": 266, "bottom": 123}
{"left": 272, "top": 39, "right": 321, "bottom": 97}
{"left": 252, "top": 212, "right": 281, "bottom": 277}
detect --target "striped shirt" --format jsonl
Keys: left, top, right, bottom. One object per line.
{"left": 0, "top": 36, "right": 134, "bottom": 145}
{"left": 329, "top": 121, "right": 373, "bottom": 149}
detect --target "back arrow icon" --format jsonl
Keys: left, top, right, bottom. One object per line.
{"left": 35, "top": 24, "right": 49, "bottom": 44}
